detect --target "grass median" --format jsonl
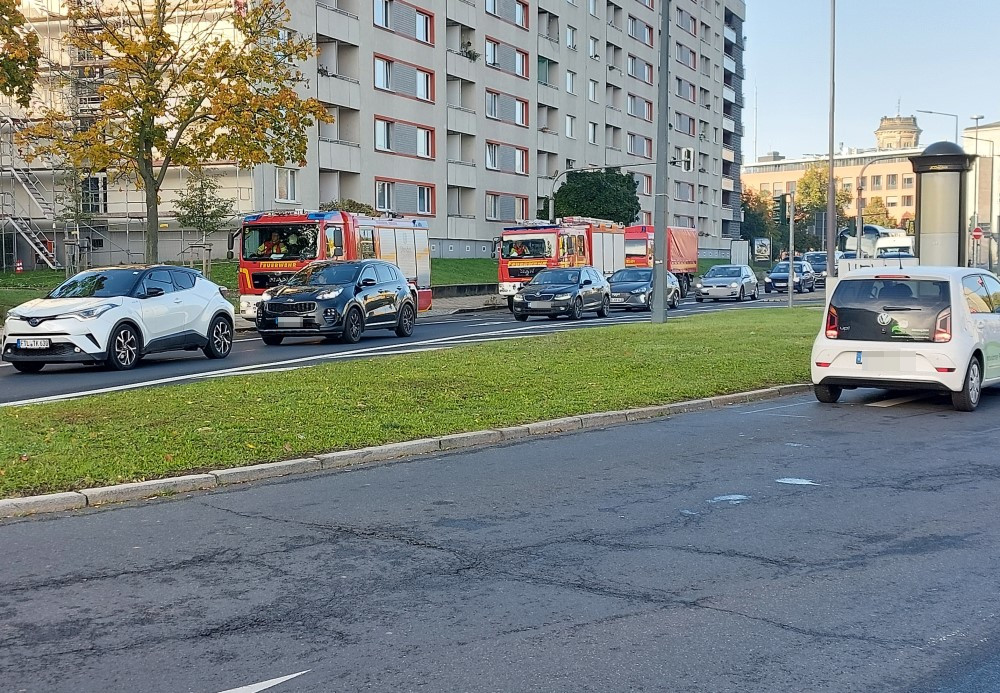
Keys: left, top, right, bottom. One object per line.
{"left": 0, "top": 308, "right": 819, "bottom": 499}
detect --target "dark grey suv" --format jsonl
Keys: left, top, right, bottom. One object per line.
{"left": 256, "top": 260, "right": 417, "bottom": 345}
{"left": 511, "top": 266, "right": 611, "bottom": 321}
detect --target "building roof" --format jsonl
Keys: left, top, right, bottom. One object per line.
{"left": 744, "top": 147, "right": 924, "bottom": 173}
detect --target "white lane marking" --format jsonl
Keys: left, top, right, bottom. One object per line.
{"left": 217, "top": 670, "right": 310, "bottom": 693}
{"left": 866, "top": 393, "right": 933, "bottom": 408}
{"left": 708, "top": 494, "right": 749, "bottom": 505}
{"left": 776, "top": 478, "right": 820, "bottom": 486}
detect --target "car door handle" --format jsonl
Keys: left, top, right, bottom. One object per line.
{"left": 173, "top": 298, "right": 183, "bottom": 303}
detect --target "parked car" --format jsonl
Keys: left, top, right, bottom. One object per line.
{"left": 812, "top": 266, "right": 1000, "bottom": 411}
{"left": 607, "top": 268, "right": 680, "bottom": 310}
{"left": 695, "top": 264, "right": 759, "bottom": 302}
{"left": 764, "top": 261, "right": 817, "bottom": 294}
{"left": 512, "top": 266, "right": 611, "bottom": 321}
{"left": 1, "top": 265, "right": 234, "bottom": 373}
{"left": 803, "top": 252, "right": 834, "bottom": 286}
{"left": 255, "top": 259, "right": 417, "bottom": 345}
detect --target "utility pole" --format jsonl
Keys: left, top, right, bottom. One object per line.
{"left": 788, "top": 191, "right": 796, "bottom": 309}
{"left": 825, "top": 0, "right": 837, "bottom": 282}
{"left": 650, "top": 0, "right": 671, "bottom": 324}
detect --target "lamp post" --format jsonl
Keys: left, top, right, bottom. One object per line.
{"left": 971, "top": 115, "right": 984, "bottom": 229}
{"left": 916, "top": 109, "right": 960, "bottom": 144}
{"left": 825, "top": 0, "right": 837, "bottom": 282}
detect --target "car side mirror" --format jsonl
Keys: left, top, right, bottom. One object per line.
{"left": 142, "top": 287, "right": 164, "bottom": 298}
{"left": 583, "top": 279, "right": 593, "bottom": 286}
{"left": 360, "top": 277, "right": 377, "bottom": 287}
{"left": 334, "top": 248, "right": 344, "bottom": 258}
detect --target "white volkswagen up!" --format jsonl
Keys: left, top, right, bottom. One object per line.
{"left": 811, "top": 266, "right": 1000, "bottom": 411}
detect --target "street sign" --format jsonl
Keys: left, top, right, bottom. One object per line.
{"left": 973, "top": 227, "right": 984, "bottom": 240}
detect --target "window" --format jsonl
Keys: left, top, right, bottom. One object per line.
{"left": 675, "top": 77, "right": 695, "bottom": 102}
{"left": 674, "top": 112, "right": 695, "bottom": 136}
{"left": 486, "top": 193, "right": 499, "bottom": 219}
{"left": 486, "top": 0, "right": 496, "bottom": 13}
{"left": 902, "top": 195, "right": 914, "bottom": 206}
{"left": 374, "top": 0, "right": 390, "bottom": 28}
{"left": 673, "top": 214, "right": 695, "bottom": 227}
{"left": 170, "top": 269, "right": 196, "bottom": 291}
{"left": 588, "top": 79, "right": 598, "bottom": 102}
{"left": 628, "top": 16, "right": 652, "bottom": 45}
{"left": 640, "top": 173, "right": 652, "bottom": 195}
{"left": 485, "top": 39, "right": 498, "bottom": 66}
{"left": 515, "top": 0, "right": 527, "bottom": 27}
{"left": 627, "top": 55, "right": 652, "bottom": 83}
{"left": 964, "top": 275, "right": 993, "bottom": 314}
{"left": 589, "top": 0, "right": 597, "bottom": 15}
{"left": 376, "top": 180, "right": 393, "bottom": 211}
{"left": 515, "top": 49, "right": 527, "bottom": 77}
{"left": 983, "top": 275, "right": 1000, "bottom": 313}
{"left": 565, "top": 115, "right": 576, "bottom": 138}
{"left": 81, "top": 175, "right": 107, "bottom": 214}
{"left": 641, "top": 210, "right": 652, "bottom": 224}
{"left": 486, "top": 143, "right": 499, "bottom": 170}
{"left": 416, "top": 70, "right": 431, "bottom": 100}
{"left": 588, "top": 121, "right": 598, "bottom": 144}
{"left": 589, "top": 36, "right": 599, "bottom": 57}
{"left": 142, "top": 270, "right": 175, "bottom": 296}
{"left": 485, "top": 91, "right": 498, "bottom": 118}
{"left": 674, "top": 181, "right": 694, "bottom": 201}
{"left": 887, "top": 174, "right": 898, "bottom": 189}
{"left": 417, "top": 185, "right": 433, "bottom": 214}
{"left": 515, "top": 98, "right": 527, "bottom": 125}
{"left": 516, "top": 148, "right": 527, "bottom": 174}
{"left": 375, "top": 264, "right": 395, "bottom": 284}
{"left": 628, "top": 133, "right": 651, "bottom": 157}
{"left": 275, "top": 168, "right": 297, "bottom": 202}
{"left": 567, "top": 26, "right": 577, "bottom": 48}
{"left": 886, "top": 197, "right": 898, "bottom": 207}
{"left": 675, "top": 7, "right": 696, "bottom": 35}
{"left": 675, "top": 43, "right": 696, "bottom": 69}
{"left": 417, "top": 127, "right": 432, "bottom": 158}
{"left": 566, "top": 70, "right": 576, "bottom": 94}
{"left": 842, "top": 180, "right": 852, "bottom": 192}
{"left": 375, "top": 119, "right": 392, "bottom": 151}
{"left": 627, "top": 94, "right": 652, "bottom": 120}
{"left": 374, "top": 57, "right": 391, "bottom": 90}
{"left": 903, "top": 175, "right": 914, "bottom": 189}
{"left": 871, "top": 175, "right": 882, "bottom": 190}
{"left": 538, "top": 57, "right": 552, "bottom": 84}
{"left": 415, "top": 11, "right": 431, "bottom": 43}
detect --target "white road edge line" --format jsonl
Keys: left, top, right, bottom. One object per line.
{"left": 217, "top": 670, "right": 311, "bottom": 693}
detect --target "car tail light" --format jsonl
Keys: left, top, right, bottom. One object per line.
{"left": 815, "top": 361, "right": 831, "bottom": 367}
{"left": 825, "top": 306, "right": 838, "bottom": 339}
{"left": 935, "top": 367, "right": 956, "bottom": 373}
{"left": 933, "top": 308, "right": 952, "bottom": 343}
{"left": 219, "top": 286, "right": 230, "bottom": 298}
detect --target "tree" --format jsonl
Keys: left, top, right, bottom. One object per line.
{"left": 860, "top": 196, "right": 897, "bottom": 229}
{"left": 740, "top": 188, "right": 773, "bottom": 243}
{"left": 794, "top": 165, "right": 854, "bottom": 230}
{"left": 553, "top": 167, "right": 641, "bottom": 225}
{"left": 0, "top": 0, "right": 40, "bottom": 106}
{"left": 19, "top": 0, "right": 331, "bottom": 262}
{"left": 174, "top": 169, "right": 236, "bottom": 241}
{"left": 320, "top": 198, "right": 377, "bottom": 215}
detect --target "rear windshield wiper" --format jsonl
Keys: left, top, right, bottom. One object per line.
{"left": 882, "top": 305, "right": 921, "bottom": 311}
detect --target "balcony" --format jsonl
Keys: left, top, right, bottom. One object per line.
{"left": 447, "top": 105, "right": 477, "bottom": 135}
{"left": 537, "top": 128, "right": 559, "bottom": 152}
{"left": 722, "top": 145, "right": 735, "bottom": 163}
{"left": 446, "top": 0, "right": 477, "bottom": 27}
{"left": 723, "top": 85, "right": 736, "bottom": 103}
{"left": 724, "top": 54, "right": 737, "bottom": 74}
{"left": 722, "top": 175, "right": 735, "bottom": 192}
{"left": 537, "top": 81, "right": 559, "bottom": 107}
{"left": 723, "top": 115, "right": 735, "bottom": 132}
{"left": 318, "top": 138, "right": 361, "bottom": 173}
{"left": 317, "top": 74, "right": 361, "bottom": 110}
{"left": 605, "top": 105, "right": 623, "bottom": 129}
{"left": 721, "top": 205, "right": 734, "bottom": 221}
{"left": 448, "top": 215, "right": 478, "bottom": 238}
{"left": 538, "top": 33, "right": 560, "bottom": 58}
{"left": 724, "top": 25, "right": 737, "bottom": 44}
{"left": 316, "top": 2, "right": 360, "bottom": 45}
{"left": 538, "top": 0, "right": 561, "bottom": 15}
{"left": 446, "top": 49, "right": 478, "bottom": 82}
{"left": 448, "top": 160, "right": 477, "bottom": 188}
{"left": 537, "top": 175, "right": 555, "bottom": 199}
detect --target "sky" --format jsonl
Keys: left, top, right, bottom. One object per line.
{"left": 742, "top": 0, "right": 1000, "bottom": 162}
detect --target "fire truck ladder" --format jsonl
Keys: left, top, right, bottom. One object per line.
{"left": 0, "top": 117, "right": 61, "bottom": 268}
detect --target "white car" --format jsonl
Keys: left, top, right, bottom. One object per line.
{"left": 1, "top": 265, "right": 235, "bottom": 373}
{"left": 811, "top": 266, "right": 1000, "bottom": 412}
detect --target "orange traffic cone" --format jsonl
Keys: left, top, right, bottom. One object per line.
{"left": 14, "top": 259, "right": 23, "bottom": 274}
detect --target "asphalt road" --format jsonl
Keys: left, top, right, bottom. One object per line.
{"left": 0, "top": 294, "right": 821, "bottom": 406}
{"left": 3, "top": 388, "right": 1000, "bottom": 692}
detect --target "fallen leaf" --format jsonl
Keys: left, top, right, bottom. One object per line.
{"left": 283, "top": 443, "right": 293, "bottom": 453}
{"left": 164, "top": 454, "right": 175, "bottom": 462}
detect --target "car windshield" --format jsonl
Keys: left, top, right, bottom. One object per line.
{"left": 705, "top": 266, "right": 741, "bottom": 278}
{"left": 830, "top": 278, "right": 951, "bottom": 342}
{"left": 242, "top": 225, "right": 319, "bottom": 261}
{"left": 501, "top": 236, "right": 554, "bottom": 259}
{"left": 772, "top": 262, "right": 805, "bottom": 273}
{"left": 285, "top": 263, "right": 360, "bottom": 286}
{"left": 610, "top": 269, "right": 652, "bottom": 282}
{"left": 47, "top": 269, "right": 142, "bottom": 298}
{"left": 804, "top": 253, "right": 826, "bottom": 265}
{"left": 530, "top": 269, "right": 580, "bottom": 285}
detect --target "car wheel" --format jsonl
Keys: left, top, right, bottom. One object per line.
{"left": 260, "top": 334, "right": 284, "bottom": 346}
{"left": 597, "top": 295, "right": 611, "bottom": 317}
{"left": 952, "top": 356, "right": 983, "bottom": 412}
{"left": 751, "top": 285, "right": 759, "bottom": 300}
{"left": 395, "top": 303, "right": 415, "bottom": 338}
{"left": 12, "top": 362, "right": 44, "bottom": 373}
{"left": 670, "top": 292, "right": 678, "bottom": 309}
{"left": 814, "top": 384, "right": 842, "bottom": 404}
{"left": 514, "top": 313, "right": 529, "bottom": 321}
{"left": 765, "top": 286, "right": 771, "bottom": 294}
{"left": 341, "top": 307, "right": 363, "bottom": 344}
{"left": 106, "top": 323, "right": 141, "bottom": 371}
{"left": 507, "top": 296, "right": 514, "bottom": 312}
{"left": 695, "top": 296, "right": 703, "bottom": 303}
{"left": 569, "top": 298, "right": 584, "bottom": 320}
{"left": 737, "top": 287, "right": 745, "bottom": 302}
{"left": 203, "top": 315, "right": 233, "bottom": 359}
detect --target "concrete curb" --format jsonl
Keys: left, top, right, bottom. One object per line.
{"left": 0, "top": 385, "right": 813, "bottom": 518}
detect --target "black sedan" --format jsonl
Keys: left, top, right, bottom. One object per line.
{"left": 255, "top": 259, "right": 417, "bottom": 345}
{"left": 512, "top": 266, "right": 611, "bottom": 321}
{"left": 608, "top": 268, "right": 679, "bottom": 310}
{"left": 763, "top": 261, "right": 817, "bottom": 294}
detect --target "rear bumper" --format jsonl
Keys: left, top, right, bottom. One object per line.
{"left": 811, "top": 342, "right": 965, "bottom": 393}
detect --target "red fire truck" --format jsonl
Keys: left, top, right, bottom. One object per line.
{"left": 496, "top": 217, "right": 625, "bottom": 308}
{"left": 623, "top": 225, "right": 699, "bottom": 297}
{"left": 230, "top": 211, "right": 432, "bottom": 318}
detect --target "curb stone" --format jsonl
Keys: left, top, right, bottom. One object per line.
{"left": 0, "top": 385, "right": 811, "bottom": 518}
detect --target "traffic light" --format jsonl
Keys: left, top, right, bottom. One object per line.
{"left": 772, "top": 195, "right": 787, "bottom": 225}
{"left": 680, "top": 147, "right": 695, "bottom": 173}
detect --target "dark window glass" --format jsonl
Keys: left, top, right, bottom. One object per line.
{"left": 48, "top": 269, "right": 142, "bottom": 298}
{"left": 286, "top": 263, "right": 360, "bottom": 286}
{"left": 170, "top": 270, "right": 196, "bottom": 290}
{"left": 963, "top": 275, "right": 993, "bottom": 314}
{"left": 142, "top": 270, "right": 175, "bottom": 295}
{"left": 829, "top": 278, "right": 951, "bottom": 342}
{"left": 980, "top": 275, "right": 1000, "bottom": 313}
{"left": 375, "top": 264, "right": 394, "bottom": 284}
{"left": 360, "top": 266, "right": 378, "bottom": 284}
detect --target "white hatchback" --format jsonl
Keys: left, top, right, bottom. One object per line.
{"left": 1, "top": 265, "right": 235, "bottom": 373}
{"left": 811, "top": 266, "right": 1000, "bottom": 411}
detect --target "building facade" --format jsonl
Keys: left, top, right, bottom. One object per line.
{"left": 1, "top": 0, "right": 745, "bottom": 269}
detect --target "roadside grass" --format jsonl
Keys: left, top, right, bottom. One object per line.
{"left": 431, "top": 258, "right": 497, "bottom": 286}
{"left": 0, "top": 288, "right": 48, "bottom": 320}
{"left": 0, "top": 308, "right": 819, "bottom": 498}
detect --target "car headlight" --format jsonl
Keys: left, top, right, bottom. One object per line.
{"left": 730, "top": 282, "right": 739, "bottom": 288}
{"left": 261, "top": 291, "right": 273, "bottom": 301}
{"left": 764, "top": 277, "right": 772, "bottom": 282}
{"left": 513, "top": 293, "right": 526, "bottom": 302}
{"left": 6, "top": 309, "right": 24, "bottom": 320}
{"left": 793, "top": 277, "right": 801, "bottom": 282}
{"left": 316, "top": 287, "right": 343, "bottom": 300}
{"left": 553, "top": 292, "right": 572, "bottom": 301}
{"left": 55, "top": 303, "right": 116, "bottom": 320}
{"left": 822, "top": 270, "right": 828, "bottom": 277}
{"left": 695, "top": 283, "right": 703, "bottom": 289}
{"left": 630, "top": 287, "right": 646, "bottom": 294}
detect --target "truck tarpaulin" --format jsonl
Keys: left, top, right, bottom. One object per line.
{"left": 666, "top": 227, "right": 698, "bottom": 274}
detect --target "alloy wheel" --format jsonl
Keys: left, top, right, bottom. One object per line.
{"left": 212, "top": 319, "right": 233, "bottom": 356}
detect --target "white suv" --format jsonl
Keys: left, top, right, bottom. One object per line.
{"left": 811, "top": 266, "right": 1000, "bottom": 411}
{"left": 1, "top": 265, "right": 235, "bottom": 373}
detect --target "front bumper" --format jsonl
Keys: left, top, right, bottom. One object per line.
{"left": 255, "top": 301, "right": 347, "bottom": 335}
{"left": 697, "top": 286, "right": 740, "bottom": 299}
{"left": 610, "top": 292, "right": 649, "bottom": 309}
{"left": 2, "top": 318, "right": 108, "bottom": 364}
{"left": 240, "top": 295, "right": 262, "bottom": 320}
{"left": 511, "top": 298, "right": 574, "bottom": 316}
{"left": 498, "top": 282, "right": 525, "bottom": 298}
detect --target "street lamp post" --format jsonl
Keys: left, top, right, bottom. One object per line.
{"left": 971, "top": 115, "right": 984, "bottom": 229}
{"left": 825, "top": 0, "right": 837, "bottom": 283}
{"left": 916, "top": 109, "right": 960, "bottom": 144}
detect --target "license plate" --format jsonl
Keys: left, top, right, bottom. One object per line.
{"left": 611, "top": 297, "right": 626, "bottom": 303}
{"left": 528, "top": 301, "right": 551, "bottom": 309}
{"left": 17, "top": 338, "right": 50, "bottom": 349}
{"left": 276, "top": 317, "right": 303, "bottom": 327}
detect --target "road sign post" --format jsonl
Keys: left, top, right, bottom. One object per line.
{"left": 788, "top": 192, "right": 795, "bottom": 309}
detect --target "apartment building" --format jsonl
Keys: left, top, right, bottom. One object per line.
{"left": 0, "top": 0, "right": 746, "bottom": 268}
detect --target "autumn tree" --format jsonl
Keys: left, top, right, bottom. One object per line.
{"left": 553, "top": 168, "right": 641, "bottom": 225}
{"left": 174, "top": 169, "right": 236, "bottom": 241}
{"left": 0, "top": 0, "right": 40, "bottom": 106}
{"left": 740, "top": 188, "right": 775, "bottom": 243}
{"left": 859, "top": 196, "right": 897, "bottom": 228}
{"left": 794, "top": 165, "right": 854, "bottom": 230}
{"left": 320, "top": 198, "right": 377, "bottom": 215}
{"left": 19, "top": 0, "right": 330, "bottom": 262}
